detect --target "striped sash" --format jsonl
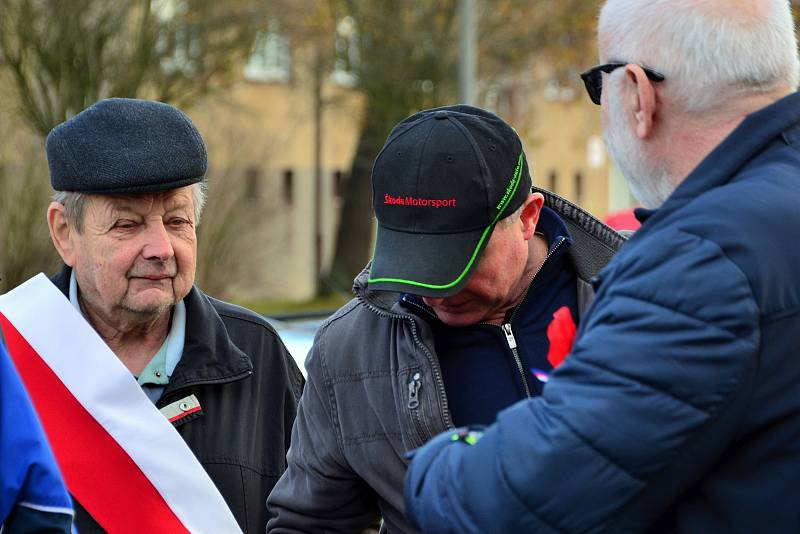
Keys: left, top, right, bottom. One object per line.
{"left": 0, "top": 274, "right": 241, "bottom": 534}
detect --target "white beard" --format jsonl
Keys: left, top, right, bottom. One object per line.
{"left": 603, "top": 89, "right": 676, "bottom": 209}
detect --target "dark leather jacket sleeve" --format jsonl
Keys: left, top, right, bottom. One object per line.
{"left": 267, "top": 325, "right": 380, "bottom": 532}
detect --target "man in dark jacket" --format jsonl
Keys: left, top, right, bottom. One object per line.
{"left": 405, "top": 1, "right": 800, "bottom": 532}
{"left": 267, "top": 106, "right": 624, "bottom": 532}
{"left": 38, "top": 98, "right": 303, "bottom": 533}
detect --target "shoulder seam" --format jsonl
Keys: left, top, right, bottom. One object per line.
{"left": 319, "top": 298, "right": 362, "bottom": 328}
{"left": 674, "top": 228, "right": 759, "bottom": 315}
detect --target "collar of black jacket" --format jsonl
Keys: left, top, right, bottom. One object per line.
{"left": 51, "top": 265, "right": 253, "bottom": 391}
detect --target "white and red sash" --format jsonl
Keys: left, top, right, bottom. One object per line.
{"left": 0, "top": 274, "right": 242, "bottom": 534}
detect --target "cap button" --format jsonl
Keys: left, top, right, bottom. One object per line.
{"left": 433, "top": 111, "right": 448, "bottom": 120}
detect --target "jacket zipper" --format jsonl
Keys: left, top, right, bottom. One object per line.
{"left": 488, "top": 236, "right": 567, "bottom": 399}
{"left": 408, "top": 372, "right": 421, "bottom": 409}
{"left": 501, "top": 323, "right": 531, "bottom": 397}
{"left": 404, "top": 294, "right": 535, "bottom": 398}
{"left": 509, "top": 236, "right": 567, "bottom": 324}
{"left": 402, "top": 297, "right": 439, "bottom": 322}
{"left": 359, "top": 236, "right": 568, "bottom": 435}
{"left": 355, "top": 294, "right": 452, "bottom": 443}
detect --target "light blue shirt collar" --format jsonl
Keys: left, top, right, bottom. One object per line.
{"left": 68, "top": 269, "right": 186, "bottom": 380}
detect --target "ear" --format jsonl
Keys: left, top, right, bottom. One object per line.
{"left": 47, "top": 202, "right": 76, "bottom": 267}
{"left": 623, "top": 64, "right": 658, "bottom": 139}
{"left": 520, "top": 192, "right": 545, "bottom": 240}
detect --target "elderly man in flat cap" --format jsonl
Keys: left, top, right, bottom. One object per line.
{"left": 41, "top": 98, "right": 303, "bottom": 533}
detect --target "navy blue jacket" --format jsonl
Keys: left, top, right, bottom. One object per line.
{"left": 405, "top": 92, "right": 800, "bottom": 533}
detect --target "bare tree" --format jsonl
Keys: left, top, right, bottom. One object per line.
{"left": 323, "top": 0, "right": 460, "bottom": 291}
{"left": 0, "top": 0, "right": 269, "bottom": 136}
{"left": 0, "top": 108, "right": 60, "bottom": 293}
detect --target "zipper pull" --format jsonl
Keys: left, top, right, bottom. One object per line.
{"left": 502, "top": 323, "right": 517, "bottom": 350}
{"left": 590, "top": 273, "right": 603, "bottom": 291}
{"left": 408, "top": 372, "right": 421, "bottom": 409}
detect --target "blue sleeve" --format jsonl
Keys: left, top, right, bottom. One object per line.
{"left": 405, "top": 230, "right": 760, "bottom": 532}
{"left": 0, "top": 341, "right": 73, "bottom": 532}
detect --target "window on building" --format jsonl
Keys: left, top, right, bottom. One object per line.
{"left": 332, "top": 170, "right": 344, "bottom": 198}
{"left": 153, "top": 0, "right": 208, "bottom": 76}
{"left": 152, "top": 0, "right": 182, "bottom": 20}
{"left": 244, "top": 20, "right": 291, "bottom": 83}
{"left": 548, "top": 171, "right": 558, "bottom": 194}
{"left": 283, "top": 169, "right": 294, "bottom": 205}
{"left": 484, "top": 83, "right": 500, "bottom": 113}
{"left": 331, "top": 16, "right": 359, "bottom": 86}
{"left": 158, "top": 26, "right": 202, "bottom": 75}
{"left": 574, "top": 171, "right": 584, "bottom": 205}
{"left": 543, "top": 68, "right": 579, "bottom": 102}
{"left": 543, "top": 79, "right": 576, "bottom": 102}
{"left": 245, "top": 166, "right": 261, "bottom": 202}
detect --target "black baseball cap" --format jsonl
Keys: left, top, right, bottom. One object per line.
{"left": 368, "top": 105, "right": 531, "bottom": 297}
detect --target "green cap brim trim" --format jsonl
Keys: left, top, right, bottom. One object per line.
{"left": 368, "top": 152, "right": 525, "bottom": 291}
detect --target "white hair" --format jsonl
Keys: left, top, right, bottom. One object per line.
{"left": 53, "top": 181, "right": 207, "bottom": 232}
{"left": 605, "top": 84, "right": 676, "bottom": 208}
{"left": 191, "top": 181, "right": 207, "bottom": 222}
{"left": 599, "top": 0, "right": 800, "bottom": 113}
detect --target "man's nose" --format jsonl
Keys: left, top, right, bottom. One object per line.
{"left": 142, "top": 221, "right": 174, "bottom": 261}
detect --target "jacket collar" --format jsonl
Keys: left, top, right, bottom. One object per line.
{"left": 168, "top": 287, "right": 252, "bottom": 392}
{"left": 51, "top": 265, "right": 252, "bottom": 393}
{"left": 641, "top": 91, "right": 800, "bottom": 227}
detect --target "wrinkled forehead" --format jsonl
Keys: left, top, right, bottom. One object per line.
{"left": 88, "top": 186, "right": 195, "bottom": 215}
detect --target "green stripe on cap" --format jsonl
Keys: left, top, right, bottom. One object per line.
{"left": 368, "top": 152, "right": 525, "bottom": 291}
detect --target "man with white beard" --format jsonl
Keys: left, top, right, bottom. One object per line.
{"left": 404, "top": 0, "right": 800, "bottom": 532}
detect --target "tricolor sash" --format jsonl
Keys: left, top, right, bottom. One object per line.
{"left": 0, "top": 274, "right": 242, "bottom": 534}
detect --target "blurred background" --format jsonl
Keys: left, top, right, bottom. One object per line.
{"left": 3, "top": 0, "right": 797, "bottom": 358}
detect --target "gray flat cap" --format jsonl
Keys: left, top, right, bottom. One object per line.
{"left": 46, "top": 98, "right": 208, "bottom": 194}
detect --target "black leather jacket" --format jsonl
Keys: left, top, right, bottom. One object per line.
{"left": 52, "top": 267, "right": 304, "bottom": 533}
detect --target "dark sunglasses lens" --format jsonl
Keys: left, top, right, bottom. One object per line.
{"left": 581, "top": 76, "right": 593, "bottom": 104}
{"left": 586, "top": 71, "right": 602, "bottom": 105}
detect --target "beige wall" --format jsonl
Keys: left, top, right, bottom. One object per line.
{"left": 189, "top": 73, "right": 363, "bottom": 301}
{"left": 521, "top": 82, "right": 612, "bottom": 219}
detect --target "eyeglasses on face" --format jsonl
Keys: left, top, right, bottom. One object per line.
{"left": 580, "top": 62, "right": 666, "bottom": 105}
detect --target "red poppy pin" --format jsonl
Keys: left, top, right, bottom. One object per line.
{"left": 546, "top": 306, "right": 577, "bottom": 369}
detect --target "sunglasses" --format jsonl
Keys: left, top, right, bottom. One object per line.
{"left": 580, "top": 62, "right": 666, "bottom": 105}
